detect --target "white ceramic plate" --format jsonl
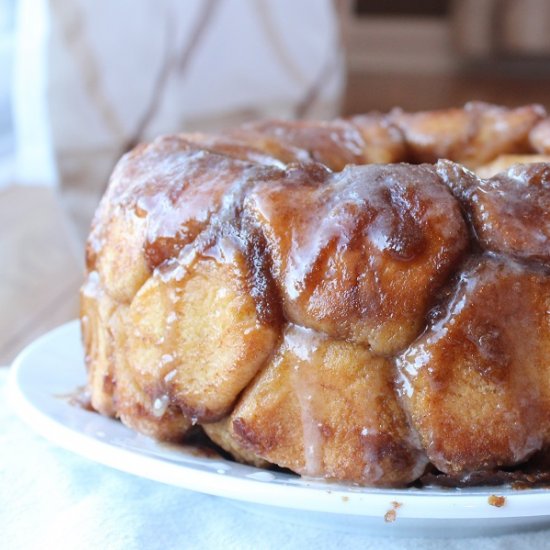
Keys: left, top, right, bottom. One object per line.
{"left": 9, "top": 321, "right": 550, "bottom": 538}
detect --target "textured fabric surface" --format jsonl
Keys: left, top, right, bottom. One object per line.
{"left": 2, "top": 367, "right": 550, "bottom": 550}
{"left": 11, "top": 0, "right": 346, "bottom": 239}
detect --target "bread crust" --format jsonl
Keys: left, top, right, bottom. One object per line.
{"left": 81, "top": 103, "right": 550, "bottom": 486}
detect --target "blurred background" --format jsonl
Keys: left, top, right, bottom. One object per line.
{"left": 2, "top": 0, "right": 550, "bottom": 364}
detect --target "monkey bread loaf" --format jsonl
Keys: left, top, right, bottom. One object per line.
{"left": 81, "top": 102, "right": 550, "bottom": 487}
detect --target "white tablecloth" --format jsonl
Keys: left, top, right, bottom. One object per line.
{"left": 2, "top": 367, "right": 550, "bottom": 550}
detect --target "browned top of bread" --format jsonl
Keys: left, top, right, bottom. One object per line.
{"left": 81, "top": 102, "right": 550, "bottom": 487}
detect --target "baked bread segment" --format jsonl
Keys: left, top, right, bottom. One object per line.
{"left": 397, "top": 256, "right": 550, "bottom": 474}
{"left": 438, "top": 160, "right": 550, "bottom": 264}
{"left": 88, "top": 135, "right": 278, "bottom": 305}
{"left": 184, "top": 132, "right": 307, "bottom": 167}
{"left": 108, "top": 304, "right": 193, "bottom": 441}
{"left": 530, "top": 117, "right": 550, "bottom": 154}
{"left": 246, "top": 163, "right": 469, "bottom": 354}
{"left": 475, "top": 154, "right": 550, "bottom": 178}
{"left": 125, "top": 242, "right": 279, "bottom": 423}
{"left": 237, "top": 117, "right": 406, "bottom": 171}
{"left": 81, "top": 102, "right": 550, "bottom": 486}
{"left": 80, "top": 272, "right": 117, "bottom": 417}
{"left": 347, "top": 113, "right": 407, "bottom": 164}
{"left": 230, "top": 324, "right": 428, "bottom": 486}
{"left": 391, "top": 102, "right": 545, "bottom": 166}
{"left": 203, "top": 418, "right": 270, "bottom": 468}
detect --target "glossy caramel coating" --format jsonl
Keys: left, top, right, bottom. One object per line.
{"left": 230, "top": 324, "right": 428, "bottom": 486}
{"left": 82, "top": 102, "right": 550, "bottom": 486}
{"left": 475, "top": 154, "right": 550, "bottom": 179}
{"left": 392, "top": 102, "right": 544, "bottom": 167}
{"left": 397, "top": 256, "right": 550, "bottom": 474}
{"left": 438, "top": 160, "right": 550, "bottom": 264}
{"left": 240, "top": 117, "right": 406, "bottom": 171}
{"left": 348, "top": 113, "right": 408, "bottom": 164}
{"left": 184, "top": 132, "right": 303, "bottom": 168}
{"left": 247, "top": 163, "right": 469, "bottom": 354}
{"left": 87, "top": 135, "right": 280, "bottom": 304}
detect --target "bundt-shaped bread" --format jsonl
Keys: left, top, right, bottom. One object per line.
{"left": 81, "top": 102, "right": 550, "bottom": 487}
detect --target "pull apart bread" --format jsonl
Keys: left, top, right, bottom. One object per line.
{"left": 81, "top": 102, "right": 550, "bottom": 487}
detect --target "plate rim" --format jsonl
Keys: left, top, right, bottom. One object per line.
{"left": 8, "top": 320, "right": 550, "bottom": 521}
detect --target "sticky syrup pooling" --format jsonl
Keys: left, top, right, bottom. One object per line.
{"left": 81, "top": 103, "right": 550, "bottom": 487}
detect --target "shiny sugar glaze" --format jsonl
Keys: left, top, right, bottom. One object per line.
{"left": 82, "top": 103, "right": 550, "bottom": 487}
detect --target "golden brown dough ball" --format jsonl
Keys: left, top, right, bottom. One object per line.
{"left": 438, "top": 160, "right": 550, "bottom": 264}
{"left": 230, "top": 324, "right": 428, "bottom": 486}
{"left": 125, "top": 242, "right": 279, "bottom": 424}
{"left": 246, "top": 163, "right": 469, "bottom": 354}
{"left": 391, "top": 102, "right": 544, "bottom": 167}
{"left": 397, "top": 256, "right": 550, "bottom": 475}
